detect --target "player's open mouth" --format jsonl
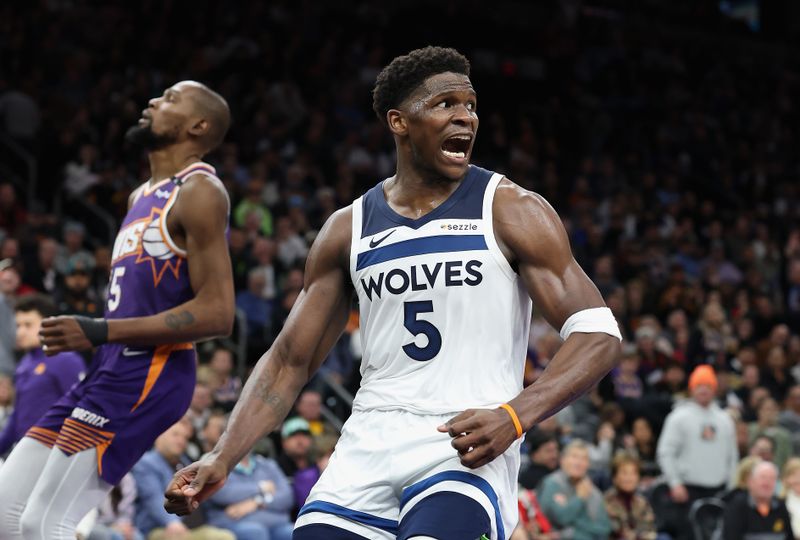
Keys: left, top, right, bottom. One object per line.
{"left": 440, "top": 134, "right": 472, "bottom": 161}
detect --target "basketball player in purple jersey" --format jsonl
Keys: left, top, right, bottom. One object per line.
{"left": 0, "top": 81, "right": 234, "bottom": 540}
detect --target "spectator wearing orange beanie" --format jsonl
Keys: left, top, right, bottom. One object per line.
{"left": 655, "top": 365, "right": 737, "bottom": 539}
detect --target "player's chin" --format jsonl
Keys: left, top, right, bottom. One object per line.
{"left": 435, "top": 151, "right": 471, "bottom": 180}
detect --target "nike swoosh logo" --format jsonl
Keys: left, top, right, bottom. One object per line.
{"left": 369, "top": 230, "right": 396, "bottom": 248}
{"left": 122, "top": 348, "right": 149, "bottom": 357}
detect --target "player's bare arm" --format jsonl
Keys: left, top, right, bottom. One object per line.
{"left": 40, "top": 174, "right": 235, "bottom": 353}
{"left": 163, "top": 207, "right": 353, "bottom": 515}
{"left": 441, "top": 179, "right": 621, "bottom": 468}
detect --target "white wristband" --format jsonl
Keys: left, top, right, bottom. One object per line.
{"left": 559, "top": 307, "right": 622, "bottom": 342}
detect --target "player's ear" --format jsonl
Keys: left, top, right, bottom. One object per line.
{"left": 387, "top": 109, "right": 407, "bottom": 136}
{"left": 188, "top": 118, "right": 209, "bottom": 138}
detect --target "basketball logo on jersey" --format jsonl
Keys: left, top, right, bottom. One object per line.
{"left": 111, "top": 207, "right": 183, "bottom": 286}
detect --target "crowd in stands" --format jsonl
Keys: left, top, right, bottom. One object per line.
{"left": 3, "top": 1, "right": 800, "bottom": 538}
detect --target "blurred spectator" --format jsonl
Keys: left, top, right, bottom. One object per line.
{"left": 56, "top": 220, "right": 93, "bottom": 273}
{"left": 603, "top": 454, "right": 657, "bottom": 540}
{"left": 723, "top": 456, "right": 763, "bottom": 504}
{"left": 0, "top": 258, "right": 16, "bottom": 374}
{"left": 519, "top": 432, "right": 560, "bottom": 491}
{"left": 778, "top": 385, "right": 800, "bottom": 433}
{"left": 749, "top": 398, "right": 793, "bottom": 469}
{"left": 0, "top": 294, "right": 84, "bottom": 456}
{"left": 749, "top": 434, "right": 777, "bottom": 464}
{"left": 233, "top": 180, "right": 273, "bottom": 237}
{"left": 132, "top": 420, "right": 233, "bottom": 540}
{"left": 611, "top": 350, "right": 644, "bottom": 400}
{"left": 293, "top": 390, "right": 335, "bottom": 437}
{"left": 199, "top": 411, "right": 227, "bottom": 456}
{"left": 64, "top": 143, "right": 101, "bottom": 197}
{"left": 87, "top": 473, "right": 144, "bottom": 540}
{"left": 207, "top": 347, "right": 241, "bottom": 411}
{"left": 0, "top": 183, "right": 27, "bottom": 235}
{"left": 539, "top": 440, "right": 611, "bottom": 540}
{"left": 762, "top": 346, "right": 794, "bottom": 403}
{"left": 185, "top": 381, "right": 213, "bottom": 436}
{"left": 722, "top": 461, "right": 793, "bottom": 540}
{"left": 274, "top": 216, "right": 308, "bottom": 269}
{"left": 236, "top": 268, "right": 274, "bottom": 342}
{"left": 276, "top": 417, "right": 312, "bottom": 480}
{"left": 22, "top": 236, "right": 59, "bottom": 294}
{"left": 292, "top": 434, "right": 337, "bottom": 512}
{"left": 248, "top": 237, "right": 278, "bottom": 302}
{"left": 781, "top": 458, "right": 800, "bottom": 537}
{"left": 206, "top": 453, "right": 294, "bottom": 540}
{"left": 515, "top": 487, "right": 556, "bottom": 540}
{"left": 54, "top": 252, "right": 102, "bottom": 317}
{"left": 0, "top": 374, "right": 12, "bottom": 430}
{"left": 626, "top": 417, "right": 659, "bottom": 481}
{"left": 656, "top": 365, "right": 738, "bottom": 539}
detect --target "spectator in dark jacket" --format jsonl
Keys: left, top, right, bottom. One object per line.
{"left": 722, "top": 460, "right": 793, "bottom": 540}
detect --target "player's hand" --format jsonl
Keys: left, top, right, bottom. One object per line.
{"left": 164, "top": 456, "right": 229, "bottom": 516}
{"left": 39, "top": 316, "right": 92, "bottom": 355}
{"left": 437, "top": 408, "right": 519, "bottom": 469}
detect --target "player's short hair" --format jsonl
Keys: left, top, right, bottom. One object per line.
{"left": 14, "top": 294, "right": 57, "bottom": 318}
{"left": 372, "top": 46, "right": 470, "bottom": 124}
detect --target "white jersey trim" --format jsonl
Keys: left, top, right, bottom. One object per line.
{"left": 482, "top": 173, "right": 517, "bottom": 281}
{"left": 349, "top": 196, "right": 364, "bottom": 283}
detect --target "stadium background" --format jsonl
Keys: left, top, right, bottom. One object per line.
{"left": 3, "top": 0, "right": 800, "bottom": 538}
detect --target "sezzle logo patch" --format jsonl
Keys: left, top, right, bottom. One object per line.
{"left": 440, "top": 223, "right": 478, "bottom": 231}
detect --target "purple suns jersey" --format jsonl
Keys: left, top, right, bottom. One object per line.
{"left": 106, "top": 162, "right": 217, "bottom": 319}
{"left": 29, "top": 161, "right": 225, "bottom": 485}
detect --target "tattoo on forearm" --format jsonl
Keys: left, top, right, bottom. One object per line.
{"left": 255, "top": 379, "right": 290, "bottom": 416}
{"left": 165, "top": 310, "right": 195, "bottom": 330}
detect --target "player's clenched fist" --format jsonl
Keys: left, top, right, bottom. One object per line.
{"left": 40, "top": 316, "right": 107, "bottom": 355}
{"left": 437, "top": 408, "right": 519, "bottom": 469}
{"left": 164, "top": 456, "right": 229, "bottom": 516}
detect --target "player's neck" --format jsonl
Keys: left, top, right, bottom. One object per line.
{"left": 386, "top": 161, "right": 463, "bottom": 216}
{"left": 147, "top": 147, "right": 204, "bottom": 185}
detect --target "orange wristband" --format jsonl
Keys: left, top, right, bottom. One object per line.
{"left": 499, "top": 403, "right": 523, "bottom": 439}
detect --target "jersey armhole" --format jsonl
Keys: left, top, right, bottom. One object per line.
{"left": 482, "top": 174, "right": 518, "bottom": 282}
{"left": 349, "top": 196, "right": 364, "bottom": 284}
{"left": 160, "top": 171, "right": 229, "bottom": 259}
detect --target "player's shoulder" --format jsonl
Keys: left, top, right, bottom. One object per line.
{"left": 494, "top": 177, "right": 554, "bottom": 216}
{"left": 308, "top": 204, "right": 353, "bottom": 269}
{"left": 180, "top": 171, "right": 229, "bottom": 204}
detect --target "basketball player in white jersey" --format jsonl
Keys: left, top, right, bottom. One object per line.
{"left": 165, "top": 47, "right": 621, "bottom": 539}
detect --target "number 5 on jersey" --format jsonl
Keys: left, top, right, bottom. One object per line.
{"left": 402, "top": 300, "right": 442, "bottom": 361}
{"left": 107, "top": 267, "right": 125, "bottom": 312}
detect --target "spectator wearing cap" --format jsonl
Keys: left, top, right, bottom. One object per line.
{"left": 292, "top": 434, "right": 338, "bottom": 512}
{"left": 722, "top": 461, "right": 793, "bottom": 540}
{"left": 56, "top": 220, "right": 93, "bottom": 272}
{"left": 54, "top": 251, "right": 102, "bottom": 317}
{"left": 519, "top": 432, "right": 560, "bottom": 491}
{"left": 0, "top": 294, "right": 84, "bottom": 456}
{"left": 656, "top": 365, "right": 738, "bottom": 539}
{"left": 277, "top": 417, "right": 312, "bottom": 480}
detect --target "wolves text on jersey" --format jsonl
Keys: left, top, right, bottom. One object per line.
{"left": 360, "top": 259, "right": 483, "bottom": 301}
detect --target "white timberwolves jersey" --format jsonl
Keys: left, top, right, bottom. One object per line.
{"left": 349, "top": 165, "right": 533, "bottom": 415}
